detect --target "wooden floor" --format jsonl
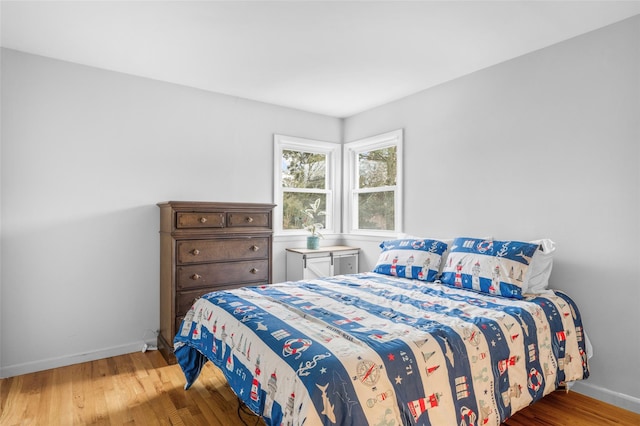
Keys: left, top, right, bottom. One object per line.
{"left": 1, "top": 351, "right": 638, "bottom": 426}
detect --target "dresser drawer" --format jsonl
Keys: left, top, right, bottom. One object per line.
{"left": 176, "top": 289, "right": 208, "bottom": 317}
{"left": 175, "top": 279, "right": 266, "bottom": 317}
{"left": 176, "top": 316, "right": 186, "bottom": 336}
{"left": 177, "top": 238, "right": 269, "bottom": 264}
{"left": 176, "top": 259, "right": 269, "bottom": 290}
{"left": 227, "top": 212, "right": 270, "bottom": 228}
{"left": 176, "top": 212, "right": 225, "bottom": 229}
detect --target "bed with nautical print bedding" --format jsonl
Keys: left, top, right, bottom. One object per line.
{"left": 174, "top": 272, "right": 589, "bottom": 426}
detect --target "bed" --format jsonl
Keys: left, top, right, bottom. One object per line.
{"left": 174, "top": 237, "right": 590, "bottom": 426}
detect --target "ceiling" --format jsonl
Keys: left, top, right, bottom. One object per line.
{"left": 2, "top": 1, "right": 640, "bottom": 118}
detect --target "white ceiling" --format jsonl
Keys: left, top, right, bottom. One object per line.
{"left": 2, "top": 1, "right": 640, "bottom": 118}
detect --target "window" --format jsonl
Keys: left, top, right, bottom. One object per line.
{"left": 344, "top": 129, "right": 403, "bottom": 235}
{"left": 274, "top": 135, "right": 341, "bottom": 235}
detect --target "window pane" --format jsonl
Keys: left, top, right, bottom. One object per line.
{"left": 283, "top": 192, "right": 327, "bottom": 230}
{"left": 358, "top": 146, "right": 396, "bottom": 188}
{"left": 358, "top": 191, "right": 395, "bottom": 230}
{"left": 282, "top": 150, "right": 326, "bottom": 189}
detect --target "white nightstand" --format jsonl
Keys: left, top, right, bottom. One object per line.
{"left": 286, "top": 245, "right": 359, "bottom": 281}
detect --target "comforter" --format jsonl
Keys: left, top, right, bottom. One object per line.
{"left": 174, "top": 272, "right": 589, "bottom": 425}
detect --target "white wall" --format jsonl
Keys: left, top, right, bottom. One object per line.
{"left": 344, "top": 15, "right": 640, "bottom": 412}
{"left": 0, "top": 48, "right": 341, "bottom": 376}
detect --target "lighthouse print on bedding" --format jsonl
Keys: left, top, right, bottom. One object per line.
{"left": 440, "top": 238, "right": 541, "bottom": 299}
{"left": 174, "top": 272, "right": 589, "bottom": 426}
{"left": 373, "top": 238, "right": 448, "bottom": 282}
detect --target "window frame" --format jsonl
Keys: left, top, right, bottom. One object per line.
{"left": 273, "top": 134, "right": 341, "bottom": 236}
{"left": 343, "top": 129, "right": 403, "bottom": 236}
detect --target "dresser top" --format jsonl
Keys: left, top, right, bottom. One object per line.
{"left": 158, "top": 201, "right": 276, "bottom": 209}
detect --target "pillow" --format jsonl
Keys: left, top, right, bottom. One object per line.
{"left": 396, "top": 233, "right": 454, "bottom": 247}
{"left": 396, "top": 233, "right": 455, "bottom": 277}
{"left": 524, "top": 239, "right": 556, "bottom": 294}
{"left": 373, "top": 238, "right": 449, "bottom": 282}
{"left": 440, "top": 237, "right": 541, "bottom": 299}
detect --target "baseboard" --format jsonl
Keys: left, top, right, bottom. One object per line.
{"left": 572, "top": 381, "right": 640, "bottom": 414}
{"left": 0, "top": 341, "right": 146, "bottom": 378}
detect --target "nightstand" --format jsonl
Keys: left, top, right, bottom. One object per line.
{"left": 286, "top": 245, "right": 359, "bottom": 281}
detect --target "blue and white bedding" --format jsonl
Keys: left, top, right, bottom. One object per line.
{"left": 174, "top": 272, "right": 589, "bottom": 426}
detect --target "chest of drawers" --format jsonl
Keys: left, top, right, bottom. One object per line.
{"left": 158, "top": 201, "right": 275, "bottom": 363}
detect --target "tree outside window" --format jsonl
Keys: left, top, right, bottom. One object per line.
{"left": 345, "top": 130, "right": 403, "bottom": 234}
{"left": 357, "top": 146, "right": 397, "bottom": 230}
{"left": 273, "top": 135, "right": 340, "bottom": 235}
{"left": 282, "top": 150, "right": 327, "bottom": 231}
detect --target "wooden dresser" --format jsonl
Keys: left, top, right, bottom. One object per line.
{"left": 157, "top": 201, "right": 275, "bottom": 363}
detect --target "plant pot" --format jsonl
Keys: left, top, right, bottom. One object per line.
{"left": 306, "top": 236, "right": 320, "bottom": 250}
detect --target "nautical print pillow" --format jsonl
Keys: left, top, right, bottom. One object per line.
{"left": 373, "top": 238, "right": 449, "bottom": 282}
{"left": 440, "top": 237, "right": 540, "bottom": 299}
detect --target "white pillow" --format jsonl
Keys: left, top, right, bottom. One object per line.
{"left": 523, "top": 239, "right": 555, "bottom": 294}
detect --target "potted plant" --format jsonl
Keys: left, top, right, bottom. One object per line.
{"left": 302, "top": 198, "right": 325, "bottom": 249}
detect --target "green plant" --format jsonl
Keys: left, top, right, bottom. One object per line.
{"left": 302, "top": 198, "right": 326, "bottom": 238}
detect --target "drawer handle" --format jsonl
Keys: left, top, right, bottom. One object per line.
{"left": 250, "top": 245, "right": 259, "bottom": 252}
{"left": 246, "top": 216, "right": 254, "bottom": 223}
{"left": 191, "top": 274, "right": 201, "bottom": 280}
{"left": 250, "top": 268, "right": 259, "bottom": 274}
{"left": 191, "top": 249, "right": 200, "bottom": 256}
{"left": 199, "top": 217, "right": 208, "bottom": 223}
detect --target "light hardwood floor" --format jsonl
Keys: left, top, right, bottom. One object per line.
{"left": 1, "top": 351, "right": 638, "bottom": 425}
